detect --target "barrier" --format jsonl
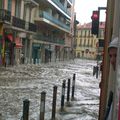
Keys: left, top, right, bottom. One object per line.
{"left": 67, "top": 78, "right": 71, "bottom": 102}
{"left": 19, "top": 74, "right": 76, "bottom": 120}
{"left": 51, "top": 86, "right": 57, "bottom": 120}
{"left": 40, "top": 91, "right": 46, "bottom": 120}
{"left": 61, "top": 80, "right": 66, "bottom": 111}
{"left": 71, "top": 74, "right": 76, "bottom": 100}
{"left": 22, "top": 99, "right": 30, "bottom": 120}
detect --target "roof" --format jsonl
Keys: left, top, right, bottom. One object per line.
{"left": 77, "top": 22, "right": 105, "bottom": 29}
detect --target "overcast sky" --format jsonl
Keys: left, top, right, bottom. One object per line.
{"left": 74, "top": 0, "right": 107, "bottom": 24}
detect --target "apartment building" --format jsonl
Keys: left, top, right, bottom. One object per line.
{"left": 0, "top": 0, "right": 38, "bottom": 65}
{"left": 0, "top": 0, "right": 75, "bottom": 65}
{"left": 75, "top": 22, "right": 105, "bottom": 60}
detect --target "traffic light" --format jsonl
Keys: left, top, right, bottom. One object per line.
{"left": 91, "top": 11, "right": 99, "bottom": 36}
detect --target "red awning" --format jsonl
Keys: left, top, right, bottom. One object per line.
{"left": 15, "top": 37, "right": 23, "bottom": 48}
{"left": 6, "top": 34, "right": 13, "bottom": 42}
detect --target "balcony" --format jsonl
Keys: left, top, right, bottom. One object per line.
{"left": 24, "top": 0, "right": 39, "bottom": 7}
{"left": 0, "top": 9, "right": 11, "bottom": 23}
{"left": 33, "top": 34, "right": 65, "bottom": 45}
{"left": 52, "top": 0, "right": 71, "bottom": 16}
{"left": 28, "top": 22, "right": 37, "bottom": 32}
{"left": 39, "top": 11, "right": 70, "bottom": 32}
{"left": 12, "top": 16, "right": 37, "bottom": 32}
{"left": 12, "top": 16, "right": 25, "bottom": 29}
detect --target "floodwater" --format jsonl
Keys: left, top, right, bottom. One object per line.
{"left": 0, "top": 59, "right": 100, "bottom": 120}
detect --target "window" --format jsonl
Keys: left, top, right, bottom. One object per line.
{"left": 79, "top": 39, "right": 81, "bottom": 46}
{"left": 88, "top": 39, "right": 90, "bottom": 47}
{"left": 23, "top": 4, "right": 27, "bottom": 20}
{"left": 8, "top": 0, "right": 12, "bottom": 11}
{"left": 15, "top": 0, "right": 21, "bottom": 17}
{"left": 81, "top": 31, "right": 83, "bottom": 37}
{"left": 84, "top": 30, "right": 86, "bottom": 37}
{"left": 84, "top": 39, "right": 86, "bottom": 46}
{"left": 88, "top": 30, "right": 90, "bottom": 37}
{"left": 0, "top": 0, "right": 4, "bottom": 9}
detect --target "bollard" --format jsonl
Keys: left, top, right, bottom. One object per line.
{"left": 23, "top": 99, "right": 30, "bottom": 120}
{"left": 0, "top": 113, "right": 2, "bottom": 120}
{"left": 67, "top": 79, "right": 71, "bottom": 102}
{"left": 40, "top": 91, "right": 46, "bottom": 120}
{"left": 71, "top": 74, "right": 76, "bottom": 100}
{"left": 93, "top": 66, "right": 96, "bottom": 76}
{"left": 61, "top": 80, "right": 66, "bottom": 111}
{"left": 96, "top": 66, "right": 99, "bottom": 78}
{"left": 51, "top": 86, "right": 57, "bottom": 120}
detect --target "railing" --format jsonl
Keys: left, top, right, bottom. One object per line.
{"left": 52, "top": 0, "right": 67, "bottom": 13}
{"left": 52, "top": 0, "right": 71, "bottom": 16}
{"left": 24, "top": 0, "right": 39, "bottom": 4}
{"left": 33, "top": 34, "right": 65, "bottom": 45}
{"left": 0, "top": 9, "right": 11, "bottom": 22}
{"left": 12, "top": 16, "right": 37, "bottom": 32}
{"left": 39, "top": 11, "right": 70, "bottom": 32}
{"left": 28, "top": 22, "right": 37, "bottom": 32}
{"left": 12, "top": 16, "right": 26, "bottom": 29}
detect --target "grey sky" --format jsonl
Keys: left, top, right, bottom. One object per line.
{"left": 75, "top": 0, "right": 107, "bottom": 24}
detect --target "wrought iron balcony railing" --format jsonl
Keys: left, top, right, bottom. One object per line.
{"left": 0, "top": 9, "right": 11, "bottom": 23}
{"left": 12, "top": 16, "right": 37, "bottom": 32}
{"left": 12, "top": 16, "right": 26, "bottom": 29}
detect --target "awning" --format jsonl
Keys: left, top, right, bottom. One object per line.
{"left": 6, "top": 34, "right": 13, "bottom": 42}
{"left": 15, "top": 37, "right": 23, "bottom": 48}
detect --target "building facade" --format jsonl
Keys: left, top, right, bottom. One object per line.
{"left": 0, "top": 0, "right": 75, "bottom": 66}
{"left": 75, "top": 22, "right": 105, "bottom": 60}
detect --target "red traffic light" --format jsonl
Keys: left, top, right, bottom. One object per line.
{"left": 91, "top": 11, "right": 99, "bottom": 20}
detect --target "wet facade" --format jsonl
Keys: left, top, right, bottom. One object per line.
{"left": 0, "top": 0, "right": 76, "bottom": 66}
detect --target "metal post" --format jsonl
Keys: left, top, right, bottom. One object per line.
{"left": 51, "top": 86, "right": 57, "bottom": 120}
{"left": 67, "top": 78, "right": 71, "bottom": 102}
{"left": 71, "top": 74, "right": 76, "bottom": 100}
{"left": 40, "top": 91, "right": 46, "bottom": 120}
{"left": 96, "top": 66, "right": 99, "bottom": 78}
{"left": 61, "top": 80, "right": 66, "bottom": 111}
{"left": 23, "top": 99, "right": 30, "bottom": 120}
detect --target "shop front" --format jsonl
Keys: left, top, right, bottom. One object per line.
{"left": 3, "top": 33, "right": 15, "bottom": 66}
{"left": 32, "top": 43, "right": 42, "bottom": 64}
{"left": 14, "top": 37, "right": 23, "bottom": 64}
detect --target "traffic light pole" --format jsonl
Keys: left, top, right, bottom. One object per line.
{"left": 96, "top": 7, "right": 106, "bottom": 65}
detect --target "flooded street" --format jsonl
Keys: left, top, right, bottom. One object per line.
{"left": 0, "top": 59, "right": 100, "bottom": 120}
